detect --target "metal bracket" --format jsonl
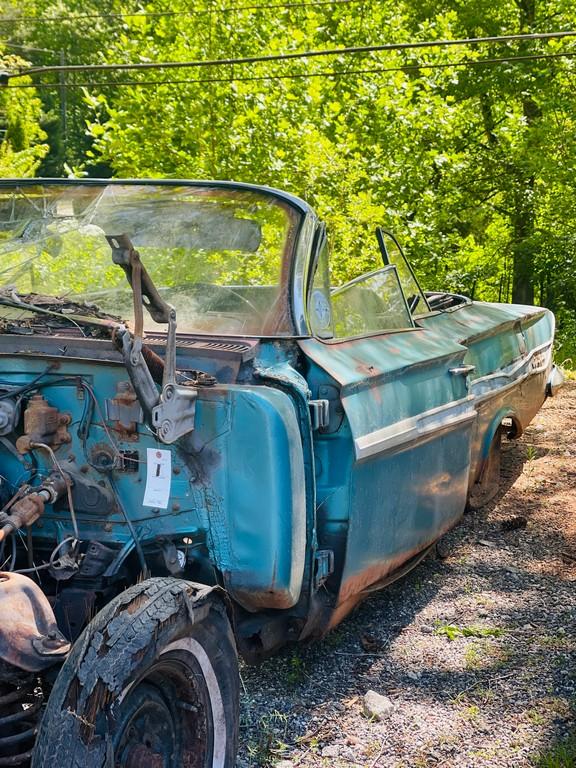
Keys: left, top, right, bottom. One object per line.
{"left": 309, "top": 399, "right": 329, "bottom": 430}
{"left": 314, "top": 549, "right": 334, "bottom": 589}
{"left": 118, "top": 327, "right": 160, "bottom": 418}
{"left": 151, "top": 309, "right": 197, "bottom": 443}
{"left": 106, "top": 382, "right": 144, "bottom": 434}
{"left": 157, "top": 538, "right": 185, "bottom": 576}
{"left": 109, "top": 236, "right": 198, "bottom": 443}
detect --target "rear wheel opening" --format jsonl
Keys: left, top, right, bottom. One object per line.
{"left": 467, "top": 426, "right": 503, "bottom": 511}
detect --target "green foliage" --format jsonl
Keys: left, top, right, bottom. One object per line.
{"left": 245, "top": 709, "right": 290, "bottom": 765}
{"left": 534, "top": 733, "right": 576, "bottom": 768}
{"left": 0, "top": 53, "right": 48, "bottom": 177}
{"left": 3, "top": 0, "right": 576, "bottom": 348}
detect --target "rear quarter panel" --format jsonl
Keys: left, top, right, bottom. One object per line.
{"left": 419, "top": 302, "right": 555, "bottom": 480}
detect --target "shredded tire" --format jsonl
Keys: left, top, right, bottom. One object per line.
{"left": 32, "top": 577, "right": 239, "bottom": 768}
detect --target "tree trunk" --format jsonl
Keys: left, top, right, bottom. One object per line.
{"left": 511, "top": 176, "right": 535, "bottom": 305}
{"left": 510, "top": 0, "right": 539, "bottom": 306}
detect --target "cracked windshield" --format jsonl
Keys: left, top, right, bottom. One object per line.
{"left": 0, "top": 184, "right": 298, "bottom": 336}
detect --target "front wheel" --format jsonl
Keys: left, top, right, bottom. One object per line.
{"left": 32, "top": 578, "right": 239, "bottom": 768}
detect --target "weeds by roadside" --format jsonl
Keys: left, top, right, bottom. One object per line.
{"left": 534, "top": 733, "right": 576, "bottom": 768}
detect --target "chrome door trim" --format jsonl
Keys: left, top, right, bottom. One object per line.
{"left": 354, "top": 395, "right": 476, "bottom": 460}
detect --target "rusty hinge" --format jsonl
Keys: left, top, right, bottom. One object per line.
{"left": 314, "top": 549, "right": 334, "bottom": 589}
{"left": 308, "top": 399, "right": 329, "bottom": 430}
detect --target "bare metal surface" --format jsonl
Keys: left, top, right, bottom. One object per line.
{"left": 0, "top": 572, "right": 70, "bottom": 672}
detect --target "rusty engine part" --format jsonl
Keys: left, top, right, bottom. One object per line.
{"left": 0, "top": 475, "right": 68, "bottom": 544}
{"left": 0, "top": 573, "right": 69, "bottom": 767}
{"left": 0, "top": 571, "right": 70, "bottom": 672}
{"left": 105, "top": 380, "right": 143, "bottom": 439}
{"left": 15, "top": 395, "right": 71, "bottom": 455}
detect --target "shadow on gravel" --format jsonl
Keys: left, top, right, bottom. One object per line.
{"left": 239, "top": 430, "right": 576, "bottom": 766}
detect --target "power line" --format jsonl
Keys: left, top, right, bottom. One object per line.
{"left": 0, "top": 0, "right": 358, "bottom": 24}
{"left": 1, "top": 41, "right": 57, "bottom": 53}
{"left": 6, "top": 29, "right": 576, "bottom": 79}
{"left": 5, "top": 49, "right": 576, "bottom": 89}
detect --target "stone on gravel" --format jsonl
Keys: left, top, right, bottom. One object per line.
{"left": 363, "top": 690, "right": 395, "bottom": 720}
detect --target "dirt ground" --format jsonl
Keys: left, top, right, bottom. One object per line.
{"left": 238, "top": 382, "right": 576, "bottom": 767}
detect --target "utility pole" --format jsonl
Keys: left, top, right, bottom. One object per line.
{"left": 59, "top": 49, "right": 67, "bottom": 154}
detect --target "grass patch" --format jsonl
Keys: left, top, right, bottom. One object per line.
{"left": 464, "top": 643, "right": 483, "bottom": 670}
{"left": 285, "top": 653, "right": 306, "bottom": 686}
{"left": 461, "top": 704, "right": 481, "bottom": 721}
{"left": 461, "top": 639, "right": 511, "bottom": 671}
{"left": 534, "top": 733, "right": 576, "bottom": 768}
{"left": 245, "top": 710, "right": 290, "bottom": 765}
{"left": 434, "top": 623, "right": 503, "bottom": 641}
{"left": 527, "top": 708, "right": 547, "bottom": 726}
{"left": 538, "top": 634, "right": 572, "bottom": 651}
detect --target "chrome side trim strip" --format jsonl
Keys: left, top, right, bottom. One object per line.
{"left": 354, "top": 396, "right": 476, "bottom": 460}
{"left": 353, "top": 341, "right": 552, "bottom": 461}
{"left": 471, "top": 341, "right": 552, "bottom": 401}
{"left": 472, "top": 340, "right": 552, "bottom": 385}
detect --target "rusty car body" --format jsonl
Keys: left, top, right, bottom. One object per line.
{"left": 0, "top": 179, "right": 561, "bottom": 767}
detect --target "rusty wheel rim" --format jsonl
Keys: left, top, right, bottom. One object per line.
{"left": 113, "top": 657, "right": 210, "bottom": 768}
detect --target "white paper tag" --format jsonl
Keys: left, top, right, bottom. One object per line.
{"left": 143, "top": 448, "right": 172, "bottom": 509}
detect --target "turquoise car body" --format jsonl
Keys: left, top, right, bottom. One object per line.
{"left": 0, "top": 179, "right": 557, "bottom": 654}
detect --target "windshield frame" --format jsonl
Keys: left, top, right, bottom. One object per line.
{"left": 0, "top": 178, "right": 315, "bottom": 340}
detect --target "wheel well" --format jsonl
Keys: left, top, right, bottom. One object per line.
{"left": 479, "top": 410, "right": 522, "bottom": 468}
{"left": 501, "top": 414, "right": 523, "bottom": 440}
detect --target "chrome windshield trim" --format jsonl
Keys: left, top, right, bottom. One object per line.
{"left": 0, "top": 177, "right": 314, "bottom": 217}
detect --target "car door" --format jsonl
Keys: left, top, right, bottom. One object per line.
{"left": 300, "top": 238, "right": 476, "bottom": 621}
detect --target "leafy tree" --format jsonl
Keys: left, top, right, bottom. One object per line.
{"left": 0, "top": 53, "right": 48, "bottom": 176}
{"left": 3, "top": 0, "right": 576, "bottom": 358}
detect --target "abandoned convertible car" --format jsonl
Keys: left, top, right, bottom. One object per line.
{"left": 0, "top": 180, "right": 561, "bottom": 767}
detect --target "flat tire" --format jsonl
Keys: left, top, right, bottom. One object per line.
{"left": 32, "top": 577, "right": 239, "bottom": 768}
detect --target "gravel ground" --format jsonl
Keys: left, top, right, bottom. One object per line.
{"left": 238, "top": 382, "right": 576, "bottom": 767}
